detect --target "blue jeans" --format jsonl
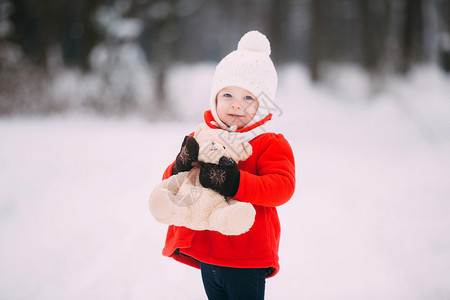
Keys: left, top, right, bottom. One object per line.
{"left": 200, "top": 262, "right": 272, "bottom": 300}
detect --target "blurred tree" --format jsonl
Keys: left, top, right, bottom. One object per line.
{"left": 139, "top": 0, "right": 180, "bottom": 112}
{"left": 358, "top": 0, "right": 390, "bottom": 73}
{"left": 61, "top": 0, "right": 102, "bottom": 70}
{"left": 398, "top": 0, "right": 425, "bottom": 73}
{"left": 268, "top": 0, "right": 290, "bottom": 63}
{"left": 6, "top": 0, "right": 443, "bottom": 77}
{"left": 437, "top": 0, "right": 450, "bottom": 72}
{"left": 10, "top": 0, "right": 102, "bottom": 71}
{"left": 10, "top": 0, "right": 51, "bottom": 67}
{"left": 308, "top": 0, "right": 323, "bottom": 81}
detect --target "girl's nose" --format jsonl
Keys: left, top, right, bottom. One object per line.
{"left": 231, "top": 101, "right": 242, "bottom": 109}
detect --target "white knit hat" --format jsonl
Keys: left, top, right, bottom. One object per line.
{"left": 210, "top": 31, "right": 278, "bottom": 130}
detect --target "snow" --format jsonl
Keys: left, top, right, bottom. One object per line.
{"left": 1, "top": 64, "right": 449, "bottom": 299}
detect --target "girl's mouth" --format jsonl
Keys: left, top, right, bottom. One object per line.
{"left": 228, "top": 113, "right": 244, "bottom": 118}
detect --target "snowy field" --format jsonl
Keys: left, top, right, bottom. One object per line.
{"left": 1, "top": 65, "right": 450, "bottom": 299}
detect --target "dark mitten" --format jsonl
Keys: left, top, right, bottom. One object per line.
{"left": 172, "top": 136, "right": 199, "bottom": 175}
{"left": 199, "top": 156, "right": 240, "bottom": 197}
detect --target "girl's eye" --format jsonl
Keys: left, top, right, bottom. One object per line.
{"left": 224, "top": 93, "right": 232, "bottom": 98}
{"left": 244, "top": 95, "right": 254, "bottom": 100}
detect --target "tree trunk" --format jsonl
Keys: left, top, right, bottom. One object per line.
{"left": 309, "top": 0, "right": 323, "bottom": 82}
{"left": 438, "top": 0, "right": 450, "bottom": 72}
{"left": 268, "top": 0, "right": 288, "bottom": 63}
{"left": 399, "top": 0, "right": 424, "bottom": 73}
{"left": 359, "top": 0, "right": 377, "bottom": 71}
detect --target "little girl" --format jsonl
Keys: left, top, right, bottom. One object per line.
{"left": 158, "top": 31, "right": 295, "bottom": 300}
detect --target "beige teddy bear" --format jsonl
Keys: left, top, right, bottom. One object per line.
{"left": 149, "top": 123, "right": 256, "bottom": 236}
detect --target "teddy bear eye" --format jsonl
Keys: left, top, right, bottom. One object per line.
{"left": 223, "top": 146, "right": 226, "bottom": 149}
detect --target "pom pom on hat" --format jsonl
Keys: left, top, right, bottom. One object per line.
{"left": 210, "top": 30, "right": 278, "bottom": 131}
{"left": 237, "top": 31, "right": 271, "bottom": 55}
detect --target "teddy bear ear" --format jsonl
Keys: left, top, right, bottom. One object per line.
{"left": 194, "top": 123, "right": 207, "bottom": 139}
{"left": 241, "top": 142, "right": 253, "bottom": 159}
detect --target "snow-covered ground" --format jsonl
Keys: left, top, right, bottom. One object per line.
{"left": 0, "top": 65, "right": 449, "bottom": 299}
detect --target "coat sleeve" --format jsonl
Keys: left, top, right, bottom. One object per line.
{"left": 234, "top": 134, "right": 296, "bottom": 207}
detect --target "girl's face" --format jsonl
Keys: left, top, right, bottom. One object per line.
{"left": 216, "top": 86, "right": 259, "bottom": 129}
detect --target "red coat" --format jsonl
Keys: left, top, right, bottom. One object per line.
{"left": 161, "top": 111, "right": 295, "bottom": 277}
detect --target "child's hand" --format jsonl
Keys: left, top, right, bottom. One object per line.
{"left": 172, "top": 136, "right": 199, "bottom": 175}
{"left": 199, "top": 156, "right": 240, "bottom": 197}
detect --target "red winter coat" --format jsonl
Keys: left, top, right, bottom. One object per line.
{"left": 161, "top": 110, "right": 295, "bottom": 277}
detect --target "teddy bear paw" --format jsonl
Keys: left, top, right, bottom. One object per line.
{"left": 209, "top": 202, "right": 256, "bottom": 235}
{"left": 225, "top": 204, "right": 256, "bottom": 235}
{"left": 149, "top": 188, "right": 174, "bottom": 222}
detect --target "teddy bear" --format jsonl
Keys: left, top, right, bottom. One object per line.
{"left": 148, "top": 123, "right": 256, "bottom": 236}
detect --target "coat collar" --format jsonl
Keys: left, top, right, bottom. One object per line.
{"left": 203, "top": 110, "right": 272, "bottom": 132}
{"left": 203, "top": 110, "right": 273, "bottom": 141}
